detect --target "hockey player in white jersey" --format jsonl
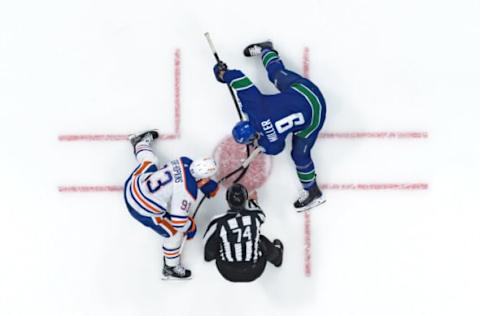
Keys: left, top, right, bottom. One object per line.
{"left": 124, "top": 130, "right": 219, "bottom": 280}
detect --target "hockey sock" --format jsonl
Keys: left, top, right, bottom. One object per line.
{"left": 163, "top": 245, "right": 181, "bottom": 267}
{"left": 301, "top": 179, "right": 317, "bottom": 190}
{"left": 296, "top": 166, "right": 317, "bottom": 190}
{"left": 134, "top": 140, "right": 158, "bottom": 165}
{"left": 163, "top": 232, "right": 183, "bottom": 267}
{"left": 261, "top": 49, "right": 280, "bottom": 68}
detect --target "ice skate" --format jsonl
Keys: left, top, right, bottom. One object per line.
{"left": 294, "top": 184, "right": 326, "bottom": 212}
{"left": 162, "top": 262, "right": 192, "bottom": 280}
{"left": 128, "top": 129, "right": 159, "bottom": 147}
{"left": 273, "top": 239, "right": 284, "bottom": 267}
{"left": 243, "top": 41, "right": 274, "bottom": 57}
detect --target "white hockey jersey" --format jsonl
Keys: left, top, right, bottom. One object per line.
{"left": 124, "top": 157, "right": 201, "bottom": 233}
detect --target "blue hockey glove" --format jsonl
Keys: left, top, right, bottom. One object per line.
{"left": 186, "top": 216, "right": 197, "bottom": 240}
{"left": 199, "top": 178, "right": 220, "bottom": 199}
{"left": 213, "top": 61, "right": 228, "bottom": 83}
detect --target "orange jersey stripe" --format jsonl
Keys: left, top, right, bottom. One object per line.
{"left": 171, "top": 219, "right": 188, "bottom": 224}
{"left": 163, "top": 251, "right": 180, "bottom": 256}
{"left": 132, "top": 177, "right": 162, "bottom": 214}
{"left": 134, "top": 161, "right": 152, "bottom": 176}
{"left": 154, "top": 217, "right": 177, "bottom": 236}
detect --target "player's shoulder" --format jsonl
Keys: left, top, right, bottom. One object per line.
{"left": 171, "top": 156, "right": 198, "bottom": 200}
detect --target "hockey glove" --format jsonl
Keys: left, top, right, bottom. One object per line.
{"left": 213, "top": 61, "right": 228, "bottom": 83}
{"left": 198, "top": 178, "right": 220, "bottom": 199}
{"left": 186, "top": 216, "right": 197, "bottom": 240}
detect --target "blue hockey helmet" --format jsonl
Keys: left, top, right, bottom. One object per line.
{"left": 232, "top": 121, "right": 255, "bottom": 144}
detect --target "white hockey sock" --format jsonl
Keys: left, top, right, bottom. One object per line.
{"left": 135, "top": 140, "right": 159, "bottom": 165}
{"left": 163, "top": 233, "right": 183, "bottom": 267}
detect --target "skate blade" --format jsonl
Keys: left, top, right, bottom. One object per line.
{"left": 128, "top": 129, "right": 160, "bottom": 141}
{"left": 295, "top": 197, "right": 326, "bottom": 213}
{"left": 161, "top": 275, "right": 192, "bottom": 281}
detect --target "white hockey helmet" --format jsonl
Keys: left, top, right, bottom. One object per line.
{"left": 190, "top": 158, "right": 218, "bottom": 180}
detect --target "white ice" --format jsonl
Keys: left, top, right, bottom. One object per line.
{"left": 1, "top": 0, "right": 480, "bottom": 315}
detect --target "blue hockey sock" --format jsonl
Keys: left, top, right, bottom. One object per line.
{"left": 301, "top": 178, "right": 317, "bottom": 190}
{"left": 261, "top": 49, "right": 280, "bottom": 68}
{"left": 297, "top": 167, "right": 317, "bottom": 190}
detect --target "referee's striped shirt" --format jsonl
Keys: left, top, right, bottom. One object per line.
{"left": 203, "top": 200, "right": 266, "bottom": 263}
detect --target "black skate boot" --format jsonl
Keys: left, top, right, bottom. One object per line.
{"left": 273, "top": 239, "right": 284, "bottom": 267}
{"left": 243, "top": 41, "right": 275, "bottom": 57}
{"left": 128, "top": 129, "right": 159, "bottom": 148}
{"left": 162, "top": 261, "right": 192, "bottom": 280}
{"left": 294, "top": 184, "right": 326, "bottom": 212}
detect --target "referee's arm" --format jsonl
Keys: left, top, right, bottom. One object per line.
{"left": 203, "top": 219, "right": 221, "bottom": 262}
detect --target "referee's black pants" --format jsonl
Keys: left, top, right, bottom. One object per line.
{"left": 216, "top": 235, "right": 282, "bottom": 282}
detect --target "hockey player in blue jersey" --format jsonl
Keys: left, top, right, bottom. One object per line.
{"left": 213, "top": 41, "right": 327, "bottom": 211}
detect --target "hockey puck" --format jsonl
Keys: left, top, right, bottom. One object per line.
{"left": 213, "top": 136, "right": 272, "bottom": 193}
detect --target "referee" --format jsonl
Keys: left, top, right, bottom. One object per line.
{"left": 203, "top": 183, "right": 283, "bottom": 282}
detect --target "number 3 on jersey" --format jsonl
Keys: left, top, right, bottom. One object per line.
{"left": 146, "top": 167, "right": 173, "bottom": 193}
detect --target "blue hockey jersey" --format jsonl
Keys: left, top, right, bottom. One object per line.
{"left": 223, "top": 70, "right": 326, "bottom": 155}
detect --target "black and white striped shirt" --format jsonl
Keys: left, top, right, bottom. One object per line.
{"left": 203, "top": 200, "right": 266, "bottom": 263}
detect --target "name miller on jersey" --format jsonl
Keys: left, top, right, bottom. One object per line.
{"left": 261, "top": 119, "right": 278, "bottom": 142}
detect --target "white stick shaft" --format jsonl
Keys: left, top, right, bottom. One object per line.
{"left": 242, "top": 147, "right": 263, "bottom": 168}
{"left": 204, "top": 32, "right": 217, "bottom": 55}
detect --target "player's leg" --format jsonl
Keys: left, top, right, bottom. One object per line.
{"left": 162, "top": 231, "right": 192, "bottom": 279}
{"left": 291, "top": 133, "right": 318, "bottom": 190}
{"left": 291, "top": 131, "right": 326, "bottom": 211}
{"left": 124, "top": 130, "right": 162, "bottom": 225}
{"left": 124, "top": 203, "right": 173, "bottom": 235}
{"left": 124, "top": 197, "right": 190, "bottom": 279}
{"left": 128, "top": 129, "right": 160, "bottom": 166}
{"left": 124, "top": 195, "right": 183, "bottom": 267}
{"left": 244, "top": 41, "right": 304, "bottom": 92}
{"left": 259, "top": 235, "right": 283, "bottom": 267}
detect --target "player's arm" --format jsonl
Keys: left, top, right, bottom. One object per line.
{"left": 203, "top": 217, "right": 222, "bottom": 261}
{"left": 257, "top": 134, "right": 286, "bottom": 155}
{"left": 169, "top": 193, "right": 197, "bottom": 240}
{"left": 213, "top": 62, "right": 262, "bottom": 112}
{"left": 198, "top": 178, "right": 220, "bottom": 199}
{"left": 224, "top": 70, "right": 263, "bottom": 113}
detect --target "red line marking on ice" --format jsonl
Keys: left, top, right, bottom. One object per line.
{"left": 59, "top": 130, "right": 428, "bottom": 141}
{"left": 174, "top": 48, "right": 181, "bottom": 137}
{"left": 319, "top": 131, "right": 428, "bottom": 139}
{"left": 58, "top": 49, "right": 182, "bottom": 142}
{"left": 321, "top": 183, "right": 429, "bottom": 190}
{"left": 57, "top": 182, "right": 430, "bottom": 193}
{"left": 57, "top": 134, "right": 179, "bottom": 142}
{"left": 58, "top": 185, "right": 123, "bottom": 193}
{"left": 303, "top": 46, "right": 312, "bottom": 278}
{"left": 304, "top": 210, "right": 312, "bottom": 277}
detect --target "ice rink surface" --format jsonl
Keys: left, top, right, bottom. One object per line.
{"left": 1, "top": 0, "right": 480, "bottom": 315}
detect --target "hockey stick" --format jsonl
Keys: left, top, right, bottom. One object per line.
{"left": 178, "top": 147, "right": 263, "bottom": 256}
{"left": 204, "top": 32, "right": 251, "bottom": 184}
{"left": 204, "top": 32, "right": 244, "bottom": 119}
{"left": 192, "top": 146, "right": 263, "bottom": 218}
